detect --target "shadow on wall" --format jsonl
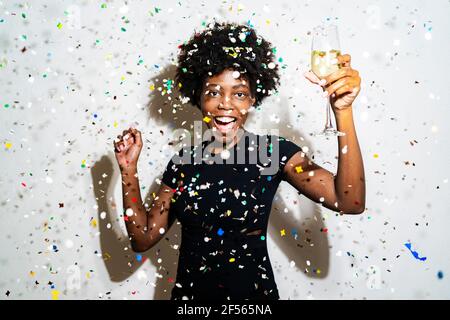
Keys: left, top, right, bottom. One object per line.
{"left": 91, "top": 65, "right": 201, "bottom": 299}
{"left": 91, "top": 64, "right": 329, "bottom": 300}
{"left": 268, "top": 98, "right": 330, "bottom": 283}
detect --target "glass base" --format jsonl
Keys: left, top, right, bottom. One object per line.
{"left": 314, "top": 127, "right": 346, "bottom": 137}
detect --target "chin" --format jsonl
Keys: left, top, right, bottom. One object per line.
{"left": 210, "top": 122, "right": 242, "bottom": 142}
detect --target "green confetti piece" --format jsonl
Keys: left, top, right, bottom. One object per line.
{"left": 101, "top": 3, "right": 107, "bottom": 9}
{"left": 4, "top": 103, "right": 10, "bottom": 108}
{"left": 21, "top": 13, "right": 26, "bottom": 19}
{"left": 121, "top": 27, "right": 126, "bottom": 32}
{"left": 57, "top": 22, "right": 63, "bottom": 29}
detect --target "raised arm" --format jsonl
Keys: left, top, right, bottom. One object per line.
{"left": 285, "top": 53, "right": 365, "bottom": 214}
{"left": 114, "top": 128, "right": 175, "bottom": 252}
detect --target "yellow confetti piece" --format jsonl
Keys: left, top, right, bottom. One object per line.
{"left": 203, "top": 116, "right": 211, "bottom": 123}
{"left": 280, "top": 229, "right": 286, "bottom": 236}
{"left": 229, "top": 258, "right": 235, "bottom": 263}
{"left": 149, "top": 84, "right": 155, "bottom": 91}
{"left": 266, "top": 19, "right": 271, "bottom": 25}
{"left": 226, "top": 210, "right": 232, "bottom": 216}
{"left": 295, "top": 165, "right": 303, "bottom": 173}
{"left": 120, "top": 76, "right": 125, "bottom": 81}
{"left": 56, "top": 22, "right": 63, "bottom": 29}
{"left": 178, "top": 82, "right": 182, "bottom": 88}
{"left": 181, "top": 173, "right": 185, "bottom": 178}
{"left": 29, "top": 271, "right": 35, "bottom": 277}
{"left": 4, "top": 141, "right": 12, "bottom": 149}
{"left": 90, "top": 218, "right": 97, "bottom": 228}
{"left": 373, "top": 153, "right": 379, "bottom": 158}
{"left": 316, "top": 269, "right": 321, "bottom": 274}
{"left": 113, "top": 121, "right": 118, "bottom": 128}
{"left": 86, "top": 272, "right": 91, "bottom": 279}
{"left": 51, "top": 290, "right": 60, "bottom": 300}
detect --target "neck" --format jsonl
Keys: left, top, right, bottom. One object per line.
{"left": 209, "top": 127, "right": 247, "bottom": 154}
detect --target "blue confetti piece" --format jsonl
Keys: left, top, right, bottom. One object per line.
{"left": 136, "top": 254, "right": 142, "bottom": 262}
{"left": 437, "top": 271, "right": 444, "bottom": 279}
{"left": 217, "top": 228, "right": 224, "bottom": 236}
{"left": 404, "top": 242, "right": 427, "bottom": 261}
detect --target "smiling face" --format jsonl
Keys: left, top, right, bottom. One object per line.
{"left": 200, "top": 68, "right": 256, "bottom": 144}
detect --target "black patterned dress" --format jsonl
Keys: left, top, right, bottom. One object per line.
{"left": 161, "top": 130, "right": 302, "bottom": 300}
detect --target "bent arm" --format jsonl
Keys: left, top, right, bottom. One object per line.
{"left": 121, "top": 166, "right": 175, "bottom": 252}
{"left": 283, "top": 108, "right": 365, "bottom": 214}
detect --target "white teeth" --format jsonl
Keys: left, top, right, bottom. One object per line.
{"left": 215, "top": 116, "right": 236, "bottom": 123}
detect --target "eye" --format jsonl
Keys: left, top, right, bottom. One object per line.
{"left": 208, "top": 91, "right": 219, "bottom": 97}
{"left": 235, "top": 92, "right": 247, "bottom": 98}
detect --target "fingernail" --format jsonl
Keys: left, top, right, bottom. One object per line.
{"left": 322, "top": 91, "right": 329, "bottom": 97}
{"left": 319, "top": 79, "right": 327, "bottom": 86}
{"left": 331, "top": 93, "right": 336, "bottom": 98}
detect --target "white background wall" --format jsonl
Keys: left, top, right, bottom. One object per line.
{"left": 1, "top": 0, "right": 449, "bottom": 300}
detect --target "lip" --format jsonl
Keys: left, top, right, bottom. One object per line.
{"left": 212, "top": 115, "right": 238, "bottom": 134}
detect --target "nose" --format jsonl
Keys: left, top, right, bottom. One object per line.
{"left": 218, "top": 96, "right": 233, "bottom": 111}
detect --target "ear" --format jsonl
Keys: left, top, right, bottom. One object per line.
{"left": 251, "top": 96, "right": 256, "bottom": 106}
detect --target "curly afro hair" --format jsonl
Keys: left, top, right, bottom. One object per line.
{"left": 175, "top": 20, "right": 281, "bottom": 109}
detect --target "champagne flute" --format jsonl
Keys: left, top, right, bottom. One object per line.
{"left": 311, "top": 24, "right": 346, "bottom": 137}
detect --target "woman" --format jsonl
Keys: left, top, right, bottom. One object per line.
{"left": 113, "top": 21, "right": 365, "bottom": 300}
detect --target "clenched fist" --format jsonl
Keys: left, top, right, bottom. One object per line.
{"left": 113, "top": 127, "right": 143, "bottom": 171}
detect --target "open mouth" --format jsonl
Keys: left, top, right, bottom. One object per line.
{"left": 213, "top": 116, "right": 237, "bottom": 133}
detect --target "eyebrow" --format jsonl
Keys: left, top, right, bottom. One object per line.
{"left": 206, "top": 83, "right": 249, "bottom": 89}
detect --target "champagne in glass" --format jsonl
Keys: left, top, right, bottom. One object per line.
{"left": 311, "top": 24, "right": 345, "bottom": 137}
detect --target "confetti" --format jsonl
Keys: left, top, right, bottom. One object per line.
{"left": 404, "top": 242, "right": 427, "bottom": 261}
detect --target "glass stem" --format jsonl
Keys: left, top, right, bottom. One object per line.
{"left": 325, "top": 97, "right": 333, "bottom": 129}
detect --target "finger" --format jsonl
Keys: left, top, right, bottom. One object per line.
{"left": 325, "top": 77, "right": 355, "bottom": 96}
{"left": 131, "top": 128, "right": 143, "bottom": 146}
{"left": 115, "top": 140, "right": 125, "bottom": 152}
{"left": 337, "top": 54, "right": 351, "bottom": 67}
{"left": 303, "top": 70, "right": 323, "bottom": 85}
{"left": 334, "top": 84, "right": 355, "bottom": 97}
{"left": 323, "top": 68, "right": 357, "bottom": 86}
